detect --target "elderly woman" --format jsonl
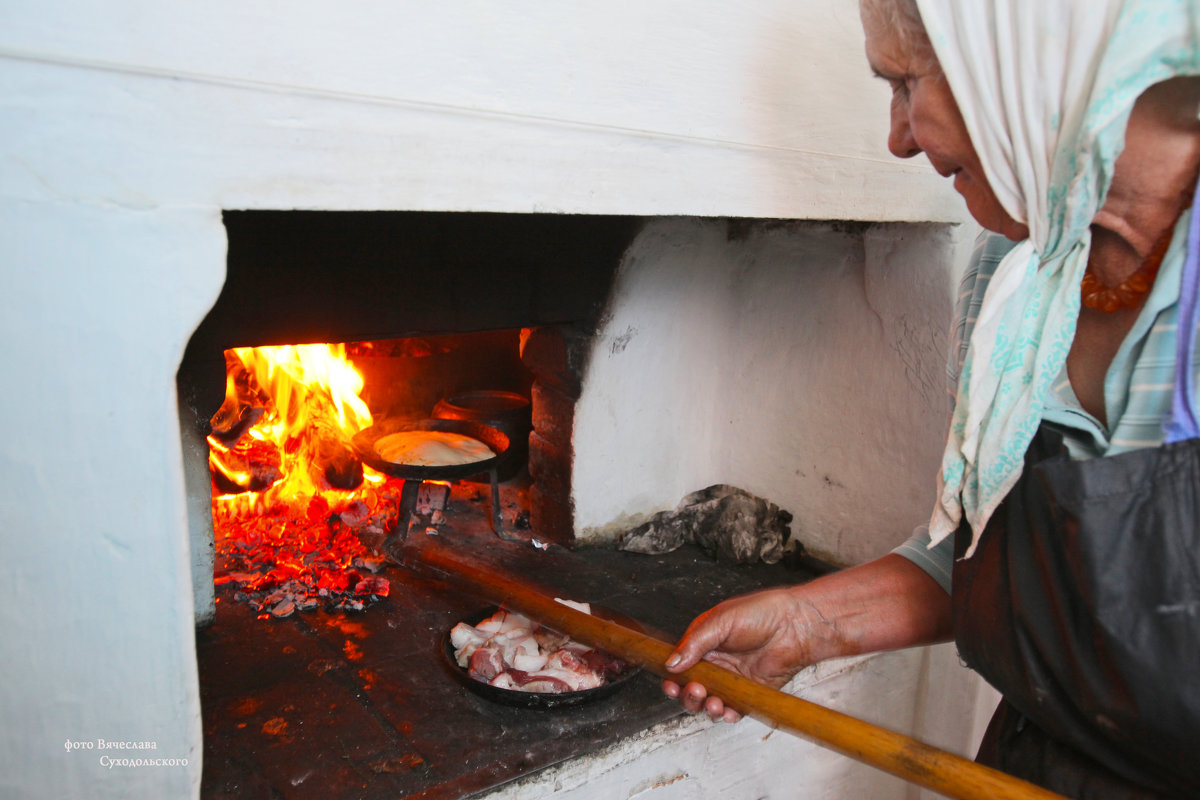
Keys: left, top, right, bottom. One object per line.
{"left": 663, "top": 0, "right": 1200, "bottom": 796}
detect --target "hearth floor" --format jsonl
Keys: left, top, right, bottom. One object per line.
{"left": 197, "top": 483, "right": 817, "bottom": 799}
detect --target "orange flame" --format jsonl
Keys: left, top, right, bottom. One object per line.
{"left": 207, "top": 343, "right": 394, "bottom": 615}
{"left": 209, "top": 343, "right": 375, "bottom": 507}
{"left": 243, "top": 343, "right": 373, "bottom": 435}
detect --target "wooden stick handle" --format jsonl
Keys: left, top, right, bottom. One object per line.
{"left": 413, "top": 538, "right": 1067, "bottom": 800}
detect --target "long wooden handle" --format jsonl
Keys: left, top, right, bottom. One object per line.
{"left": 413, "top": 539, "right": 1067, "bottom": 800}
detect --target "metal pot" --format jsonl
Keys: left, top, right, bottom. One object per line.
{"left": 433, "top": 390, "right": 531, "bottom": 481}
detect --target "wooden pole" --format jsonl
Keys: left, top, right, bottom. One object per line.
{"left": 411, "top": 537, "right": 1067, "bottom": 800}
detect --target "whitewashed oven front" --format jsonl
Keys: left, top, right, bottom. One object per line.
{"left": 0, "top": 2, "right": 998, "bottom": 798}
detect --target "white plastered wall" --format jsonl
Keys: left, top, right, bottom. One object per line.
{"left": 0, "top": 2, "right": 985, "bottom": 798}
{"left": 574, "top": 218, "right": 978, "bottom": 565}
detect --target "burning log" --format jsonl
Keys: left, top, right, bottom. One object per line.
{"left": 210, "top": 437, "right": 283, "bottom": 494}
{"left": 208, "top": 404, "right": 266, "bottom": 447}
{"left": 211, "top": 412, "right": 364, "bottom": 493}
{"left": 309, "top": 419, "right": 363, "bottom": 491}
{"left": 208, "top": 350, "right": 278, "bottom": 447}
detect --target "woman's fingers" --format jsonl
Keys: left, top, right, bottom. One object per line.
{"left": 683, "top": 681, "right": 710, "bottom": 713}
{"left": 662, "top": 678, "right": 741, "bottom": 722}
{"left": 706, "top": 694, "right": 742, "bottom": 722}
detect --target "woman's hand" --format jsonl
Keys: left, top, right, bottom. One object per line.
{"left": 661, "top": 587, "right": 827, "bottom": 721}
{"left": 662, "top": 555, "right": 953, "bottom": 722}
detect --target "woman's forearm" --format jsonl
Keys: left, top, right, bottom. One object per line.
{"left": 779, "top": 553, "right": 953, "bottom": 665}
{"left": 662, "top": 552, "right": 955, "bottom": 720}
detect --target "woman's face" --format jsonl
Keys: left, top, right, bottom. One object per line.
{"left": 863, "top": 19, "right": 1030, "bottom": 241}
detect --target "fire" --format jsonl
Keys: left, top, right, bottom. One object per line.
{"left": 208, "top": 343, "right": 394, "bottom": 616}
{"left": 210, "top": 344, "right": 374, "bottom": 501}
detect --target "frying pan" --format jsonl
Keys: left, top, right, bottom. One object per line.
{"left": 352, "top": 417, "right": 510, "bottom": 481}
{"left": 443, "top": 605, "right": 642, "bottom": 709}
{"left": 352, "top": 417, "right": 513, "bottom": 541}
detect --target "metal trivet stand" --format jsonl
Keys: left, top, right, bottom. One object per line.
{"left": 352, "top": 418, "right": 514, "bottom": 552}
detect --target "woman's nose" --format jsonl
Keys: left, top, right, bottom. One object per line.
{"left": 888, "top": 103, "right": 922, "bottom": 159}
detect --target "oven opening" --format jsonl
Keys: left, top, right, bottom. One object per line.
{"left": 178, "top": 210, "right": 645, "bottom": 620}
{"left": 183, "top": 211, "right": 829, "bottom": 799}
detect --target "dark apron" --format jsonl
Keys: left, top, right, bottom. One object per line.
{"left": 952, "top": 424, "right": 1200, "bottom": 798}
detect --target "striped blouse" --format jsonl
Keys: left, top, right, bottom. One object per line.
{"left": 895, "top": 213, "right": 1199, "bottom": 593}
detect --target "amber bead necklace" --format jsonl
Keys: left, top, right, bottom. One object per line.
{"left": 1080, "top": 228, "right": 1173, "bottom": 313}
{"left": 1081, "top": 184, "right": 1196, "bottom": 314}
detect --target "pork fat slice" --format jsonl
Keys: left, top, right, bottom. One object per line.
{"left": 452, "top": 604, "right": 627, "bottom": 693}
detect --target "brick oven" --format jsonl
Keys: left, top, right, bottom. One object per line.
{"left": 1, "top": 2, "right": 1002, "bottom": 799}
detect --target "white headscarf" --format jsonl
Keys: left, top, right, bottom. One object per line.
{"left": 915, "top": 0, "right": 1200, "bottom": 555}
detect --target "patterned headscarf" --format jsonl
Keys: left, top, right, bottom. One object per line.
{"left": 915, "top": 0, "right": 1200, "bottom": 555}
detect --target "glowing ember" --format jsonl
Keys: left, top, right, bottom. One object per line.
{"left": 209, "top": 343, "right": 393, "bottom": 615}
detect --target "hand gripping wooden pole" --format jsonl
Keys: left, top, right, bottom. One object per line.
{"left": 411, "top": 537, "right": 1067, "bottom": 800}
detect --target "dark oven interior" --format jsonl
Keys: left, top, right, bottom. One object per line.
{"left": 178, "top": 210, "right": 643, "bottom": 548}
{"left": 182, "top": 211, "right": 818, "bottom": 799}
